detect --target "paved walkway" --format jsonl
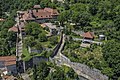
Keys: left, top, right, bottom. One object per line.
{"left": 72, "top": 30, "right": 84, "bottom": 35}
{"left": 73, "top": 37, "right": 103, "bottom": 45}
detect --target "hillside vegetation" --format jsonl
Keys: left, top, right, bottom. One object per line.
{"left": 0, "top": 0, "right": 120, "bottom": 80}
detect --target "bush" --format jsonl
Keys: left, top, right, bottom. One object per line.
{"left": 38, "top": 33, "right": 47, "bottom": 42}
{"left": 49, "top": 36, "right": 58, "bottom": 45}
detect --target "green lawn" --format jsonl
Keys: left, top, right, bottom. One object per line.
{"left": 41, "top": 35, "right": 60, "bottom": 48}
{"left": 41, "top": 41, "right": 51, "bottom": 47}
{"left": 22, "top": 48, "right": 32, "bottom": 61}
{"left": 62, "top": 65, "right": 70, "bottom": 73}
{"left": 22, "top": 34, "right": 60, "bottom": 61}
{"left": 70, "top": 34, "right": 83, "bottom": 39}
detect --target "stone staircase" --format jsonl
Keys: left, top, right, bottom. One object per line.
{"left": 16, "top": 40, "right": 23, "bottom": 61}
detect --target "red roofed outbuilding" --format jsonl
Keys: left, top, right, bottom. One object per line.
{"left": 8, "top": 26, "right": 18, "bottom": 32}
{"left": 82, "top": 32, "right": 94, "bottom": 39}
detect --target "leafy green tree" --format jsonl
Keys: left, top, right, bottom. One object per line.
{"left": 71, "top": 11, "right": 91, "bottom": 29}
{"left": 67, "top": 68, "right": 79, "bottom": 79}
{"left": 25, "top": 22, "right": 42, "bottom": 38}
{"left": 78, "top": 12, "right": 91, "bottom": 27}
{"left": 64, "top": 23, "right": 73, "bottom": 35}
{"left": 49, "top": 36, "right": 58, "bottom": 45}
{"left": 58, "top": 10, "right": 70, "bottom": 26}
{"left": 97, "top": 0, "right": 112, "bottom": 20}
{"left": 89, "top": 0, "right": 99, "bottom": 15}
{"left": 38, "top": 33, "right": 47, "bottom": 42}
{"left": 102, "top": 67, "right": 114, "bottom": 78}
{"left": 50, "top": 67, "right": 66, "bottom": 80}
{"left": 89, "top": 5, "right": 98, "bottom": 15}
{"left": 33, "top": 61, "right": 50, "bottom": 80}
{"left": 71, "top": 11, "right": 79, "bottom": 25}
{"left": 102, "top": 40, "right": 120, "bottom": 79}
{"left": 40, "top": 0, "right": 51, "bottom": 8}
{"left": 0, "top": 30, "right": 16, "bottom": 55}
{"left": 34, "top": 42, "right": 43, "bottom": 52}
{"left": 24, "top": 36, "right": 35, "bottom": 47}
{"left": 70, "top": 3, "right": 88, "bottom": 12}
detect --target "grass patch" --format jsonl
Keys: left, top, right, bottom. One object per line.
{"left": 41, "top": 35, "right": 60, "bottom": 48}
{"left": 41, "top": 41, "right": 51, "bottom": 47}
{"left": 62, "top": 65, "right": 70, "bottom": 73}
{"left": 22, "top": 48, "right": 32, "bottom": 61}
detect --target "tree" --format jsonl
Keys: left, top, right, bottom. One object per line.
{"left": 102, "top": 40, "right": 120, "bottom": 79}
{"left": 58, "top": 10, "right": 70, "bottom": 26}
{"left": 71, "top": 11, "right": 79, "bottom": 25}
{"left": 89, "top": 5, "right": 98, "bottom": 15}
{"left": 25, "top": 22, "right": 42, "bottom": 38}
{"left": 67, "top": 68, "right": 79, "bottom": 79}
{"left": 50, "top": 67, "right": 66, "bottom": 80}
{"left": 33, "top": 61, "right": 50, "bottom": 80}
{"left": 70, "top": 3, "right": 88, "bottom": 12}
{"left": 89, "top": 0, "right": 99, "bottom": 15}
{"left": 24, "top": 36, "right": 35, "bottom": 47}
{"left": 102, "top": 67, "right": 114, "bottom": 78}
{"left": 40, "top": 0, "right": 51, "bottom": 8}
{"left": 64, "top": 23, "right": 73, "bottom": 35}
{"left": 49, "top": 36, "right": 58, "bottom": 45}
{"left": 97, "top": 0, "right": 112, "bottom": 20}
{"left": 78, "top": 12, "right": 91, "bottom": 27}
{"left": 0, "top": 31, "right": 16, "bottom": 56}
{"left": 34, "top": 42, "right": 43, "bottom": 51}
{"left": 71, "top": 11, "right": 91, "bottom": 28}
{"left": 38, "top": 33, "right": 47, "bottom": 42}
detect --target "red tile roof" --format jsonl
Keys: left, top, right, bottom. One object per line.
{"left": 82, "top": 32, "right": 94, "bottom": 39}
{"left": 8, "top": 26, "right": 18, "bottom": 32}
{"left": 0, "top": 56, "right": 16, "bottom": 66}
{"left": 8, "top": 22, "right": 25, "bottom": 32}
{"left": 44, "top": 8, "right": 59, "bottom": 15}
{"left": 32, "top": 9, "right": 53, "bottom": 19}
{"left": 20, "top": 7, "right": 59, "bottom": 20}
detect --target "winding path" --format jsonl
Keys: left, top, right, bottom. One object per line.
{"left": 51, "top": 34, "right": 108, "bottom": 80}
